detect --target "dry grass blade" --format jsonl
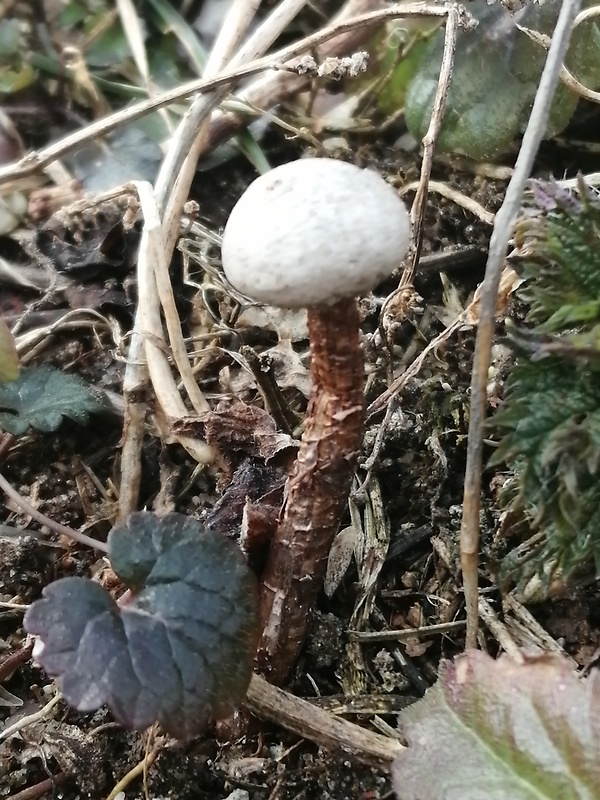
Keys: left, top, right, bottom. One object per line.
{"left": 518, "top": 4, "right": 600, "bottom": 104}
{"left": 156, "top": 0, "right": 311, "bottom": 258}
{"left": 0, "top": 692, "right": 61, "bottom": 742}
{"left": 0, "top": 3, "right": 462, "bottom": 187}
{"left": 14, "top": 310, "right": 112, "bottom": 363}
{"left": 116, "top": 0, "right": 151, "bottom": 91}
{"left": 460, "top": 0, "right": 582, "bottom": 650}
{"left": 133, "top": 181, "right": 214, "bottom": 464}
{"left": 400, "top": 180, "right": 496, "bottom": 226}
{"left": 0, "top": 472, "right": 107, "bottom": 552}
{"left": 204, "top": 0, "right": 263, "bottom": 76}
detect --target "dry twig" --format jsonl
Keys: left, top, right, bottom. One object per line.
{"left": 460, "top": 0, "right": 582, "bottom": 649}
{"left": 0, "top": 3, "right": 468, "bottom": 186}
{"left": 245, "top": 674, "right": 402, "bottom": 770}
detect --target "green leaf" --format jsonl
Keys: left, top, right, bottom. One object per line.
{"left": 491, "top": 181, "right": 600, "bottom": 579}
{"left": 0, "top": 318, "right": 19, "bottom": 383}
{"left": 145, "top": 0, "right": 208, "bottom": 73}
{"left": 0, "top": 366, "right": 107, "bottom": 434}
{"left": 405, "top": 0, "right": 600, "bottom": 159}
{"left": 393, "top": 651, "right": 600, "bottom": 799}
{"left": 25, "top": 512, "right": 259, "bottom": 737}
{"left": 0, "top": 19, "right": 24, "bottom": 59}
{"left": 517, "top": 182, "right": 600, "bottom": 331}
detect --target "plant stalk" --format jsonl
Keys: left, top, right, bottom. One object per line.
{"left": 256, "top": 299, "right": 364, "bottom": 684}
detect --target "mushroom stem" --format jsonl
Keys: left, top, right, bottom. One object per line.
{"left": 256, "top": 298, "right": 364, "bottom": 683}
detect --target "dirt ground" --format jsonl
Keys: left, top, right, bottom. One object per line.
{"left": 2, "top": 6, "right": 600, "bottom": 797}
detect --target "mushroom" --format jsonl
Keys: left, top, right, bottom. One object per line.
{"left": 221, "top": 157, "right": 411, "bottom": 684}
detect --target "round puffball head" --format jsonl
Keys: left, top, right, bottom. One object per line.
{"left": 221, "top": 158, "right": 411, "bottom": 308}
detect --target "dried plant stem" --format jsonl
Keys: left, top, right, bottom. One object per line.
{"left": 134, "top": 181, "right": 214, "bottom": 463}
{"left": 135, "top": 182, "right": 210, "bottom": 415}
{"left": 400, "top": 180, "right": 495, "bottom": 226}
{"left": 0, "top": 471, "right": 108, "bottom": 553}
{"left": 256, "top": 301, "right": 364, "bottom": 684}
{"left": 367, "top": 312, "right": 467, "bottom": 418}
{"left": 193, "top": 0, "right": 385, "bottom": 162}
{"left": 104, "top": 746, "right": 161, "bottom": 800}
{"left": 0, "top": 691, "right": 61, "bottom": 741}
{"left": 478, "top": 597, "right": 523, "bottom": 662}
{"left": 0, "top": 3, "right": 461, "bottom": 186}
{"left": 401, "top": 2, "right": 462, "bottom": 288}
{"left": 117, "top": 325, "right": 147, "bottom": 522}
{"left": 519, "top": 4, "right": 600, "bottom": 104}
{"left": 460, "top": 0, "right": 581, "bottom": 650}
{"left": 245, "top": 674, "right": 402, "bottom": 770}
{"left": 157, "top": 0, "right": 310, "bottom": 258}
{"left": 0, "top": 641, "right": 33, "bottom": 682}
{"left": 5, "top": 773, "right": 67, "bottom": 800}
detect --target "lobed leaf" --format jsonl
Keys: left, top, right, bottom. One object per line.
{"left": 393, "top": 651, "right": 600, "bottom": 800}
{"left": 405, "top": 0, "right": 600, "bottom": 160}
{"left": 0, "top": 365, "right": 107, "bottom": 434}
{"left": 25, "top": 512, "right": 259, "bottom": 737}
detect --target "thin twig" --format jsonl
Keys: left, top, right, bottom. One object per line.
{"left": 367, "top": 312, "right": 467, "bottom": 418}
{"left": 518, "top": 4, "right": 600, "bottom": 104}
{"left": 155, "top": 0, "right": 273, "bottom": 252}
{"left": 5, "top": 773, "right": 67, "bottom": 800}
{"left": 0, "top": 471, "right": 108, "bottom": 552}
{"left": 0, "top": 2, "right": 467, "bottom": 186}
{"left": 460, "top": 0, "right": 582, "bottom": 650}
{"left": 400, "top": 179, "right": 495, "bottom": 225}
{"left": 0, "top": 691, "right": 61, "bottom": 741}
{"left": 402, "top": 3, "right": 463, "bottom": 288}
{"left": 105, "top": 745, "right": 160, "bottom": 800}
{"left": 0, "top": 641, "right": 33, "bottom": 682}
{"left": 478, "top": 597, "right": 523, "bottom": 661}
{"left": 117, "top": 325, "right": 147, "bottom": 521}
{"left": 151, "top": 2, "right": 312, "bottom": 451}
{"left": 380, "top": 3, "right": 463, "bottom": 361}
{"left": 156, "top": 0, "right": 308, "bottom": 216}
{"left": 351, "top": 619, "right": 466, "bottom": 642}
{"left": 503, "top": 593, "right": 578, "bottom": 666}
{"left": 191, "top": 0, "right": 390, "bottom": 165}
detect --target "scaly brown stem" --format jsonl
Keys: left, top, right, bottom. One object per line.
{"left": 256, "top": 299, "right": 364, "bottom": 684}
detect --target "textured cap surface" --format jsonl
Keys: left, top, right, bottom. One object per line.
{"left": 221, "top": 158, "right": 411, "bottom": 308}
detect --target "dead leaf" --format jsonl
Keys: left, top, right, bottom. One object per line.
{"left": 202, "top": 399, "right": 297, "bottom": 461}
{"left": 325, "top": 525, "right": 356, "bottom": 597}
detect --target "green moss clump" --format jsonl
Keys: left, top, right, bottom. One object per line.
{"left": 492, "top": 180, "right": 600, "bottom": 586}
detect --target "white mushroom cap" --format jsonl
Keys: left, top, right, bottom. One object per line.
{"left": 221, "top": 158, "right": 411, "bottom": 309}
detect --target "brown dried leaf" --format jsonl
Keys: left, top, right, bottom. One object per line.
{"left": 223, "top": 340, "right": 311, "bottom": 400}
{"left": 324, "top": 525, "right": 356, "bottom": 597}
{"left": 204, "top": 458, "right": 287, "bottom": 539}
{"left": 203, "top": 400, "right": 297, "bottom": 461}
{"left": 240, "top": 499, "right": 280, "bottom": 556}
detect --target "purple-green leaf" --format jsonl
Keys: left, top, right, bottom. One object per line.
{"left": 25, "top": 512, "right": 259, "bottom": 738}
{"left": 393, "top": 651, "right": 600, "bottom": 799}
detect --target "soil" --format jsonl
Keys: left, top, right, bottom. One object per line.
{"left": 2, "top": 11, "right": 600, "bottom": 799}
